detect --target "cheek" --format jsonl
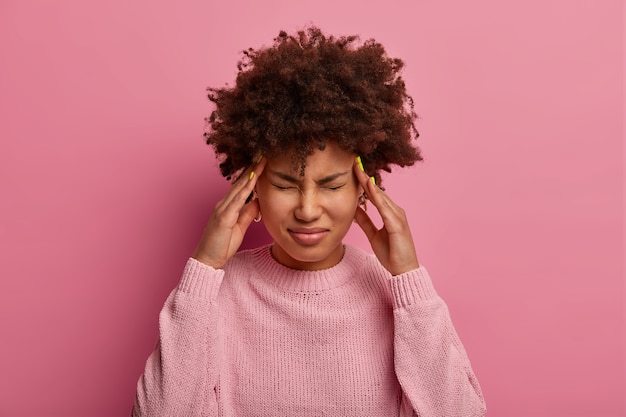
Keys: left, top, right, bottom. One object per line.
{"left": 256, "top": 188, "right": 290, "bottom": 217}
{"left": 327, "top": 192, "right": 359, "bottom": 217}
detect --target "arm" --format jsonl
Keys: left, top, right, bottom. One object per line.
{"left": 133, "top": 158, "right": 266, "bottom": 415}
{"left": 132, "top": 260, "right": 224, "bottom": 416}
{"left": 390, "top": 268, "right": 486, "bottom": 417}
{"left": 352, "top": 158, "right": 486, "bottom": 416}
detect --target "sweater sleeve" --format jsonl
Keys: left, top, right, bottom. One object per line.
{"left": 132, "top": 258, "right": 225, "bottom": 417}
{"left": 389, "top": 267, "right": 487, "bottom": 417}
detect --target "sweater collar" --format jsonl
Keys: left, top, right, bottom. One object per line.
{"left": 249, "top": 244, "right": 366, "bottom": 292}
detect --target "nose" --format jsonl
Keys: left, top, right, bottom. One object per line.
{"left": 294, "top": 189, "right": 322, "bottom": 222}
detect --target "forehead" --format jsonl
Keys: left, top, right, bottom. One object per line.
{"left": 267, "top": 142, "right": 356, "bottom": 176}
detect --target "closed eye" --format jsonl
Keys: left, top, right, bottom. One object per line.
{"left": 324, "top": 184, "right": 345, "bottom": 191}
{"left": 272, "top": 183, "right": 297, "bottom": 191}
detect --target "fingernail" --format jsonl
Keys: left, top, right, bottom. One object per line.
{"left": 370, "top": 176, "right": 376, "bottom": 185}
{"left": 256, "top": 154, "right": 263, "bottom": 164}
{"left": 249, "top": 171, "right": 255, "bottom": 180}
{"left": 357, "top": 156, "right": 365, "bottom": 172}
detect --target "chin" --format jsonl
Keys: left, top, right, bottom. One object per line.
{"left": 282, "top": 243, "right": 344, "bottom": 267}
{"left": 286, "top": 247, "right": 329, "bottom": 262}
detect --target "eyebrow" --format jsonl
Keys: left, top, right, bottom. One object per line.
{"left": 268, "top": 170, "right": 350, "bottom": 185}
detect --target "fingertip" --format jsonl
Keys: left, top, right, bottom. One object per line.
{"left": 254, "top": 155, "right": 267, "bottom": 175}
{"left": 353, "top": 156, "right": 370, "bottom": 185}
{"left": 356, "top": 156, "right": 365, "bottom": 172}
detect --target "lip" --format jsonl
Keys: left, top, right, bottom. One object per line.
{"left": 288, "top": 227, "right": 329, "bottom": 245}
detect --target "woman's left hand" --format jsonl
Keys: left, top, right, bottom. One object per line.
{"left": 353, "top": 158, "right": 420, "bottom": 276}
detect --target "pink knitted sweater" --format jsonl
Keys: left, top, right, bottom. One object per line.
{"left": 132, "top": 245, "right": 486, "bottom": 416}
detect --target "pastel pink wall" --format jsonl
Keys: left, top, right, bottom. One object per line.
{"left": 0, "top": 0, "right": 623, "bottom": 416}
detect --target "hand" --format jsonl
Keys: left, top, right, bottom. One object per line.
{"left": 353, "top": 158, "right": 420, "bottom": 276}
{"left": 192, "top": 158, "right": 267, "bottom": 269}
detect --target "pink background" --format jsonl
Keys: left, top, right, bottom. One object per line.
{"left": 0, "top": 0, "right": 623, "bottom": 416}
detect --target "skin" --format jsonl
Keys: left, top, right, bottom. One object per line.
{"left": 192, "top": 142, "right": 419, "bottom": 276}
{"left": 255, "top": 142, "right": 362, "bottom": 271}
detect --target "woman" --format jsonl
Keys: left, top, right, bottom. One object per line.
{"left": 132, "top": 27, "right": 486, "bottom": 416}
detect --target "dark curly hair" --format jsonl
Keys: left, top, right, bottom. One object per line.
{"left": 204, "top": 26, "right": 422, "bottom": 184}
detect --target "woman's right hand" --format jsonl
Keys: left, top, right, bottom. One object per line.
{"left": 192, "top": 157, "right": 266, "bottom": 269}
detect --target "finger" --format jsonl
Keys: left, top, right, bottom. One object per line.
{"left": 237, "top": 198, "right": 261, "bottom": 229}
{"left": 353, "top": 157, "right": 372, "bottom": 192}
{"left": 223, "top": 157, "right": 267, "bottom": 202}
{"left": 353, "top": 157, "right": 393, "bottom": 210}
{"left": 353, "top": 158, "right": 401, "bottom": 219}
{"left": 353, "top": 205, "right": 378, "bottom": 242}
{"left": 219, "top": 157, "right": 266, "bottom": 216}
{"left": 368, "top": 191, "right": 408, "bottom": 234}
{"left": 360, "top": 180, "right": 411, "bottom": 238}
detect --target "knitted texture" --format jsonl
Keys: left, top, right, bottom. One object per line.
{"left": 132, "top": 245, "right": 486, "bottom": 417}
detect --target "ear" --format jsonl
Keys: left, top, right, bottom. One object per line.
{"left": 358, "top": 193, "right": 367, "bottom": 211}
{"left": 245, "top": 189, "right": 258, "bottom": 205}
{"left": 358, "top": 183, "right": 368, "bottom": 201}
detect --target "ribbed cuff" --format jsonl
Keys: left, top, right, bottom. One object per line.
{"left": 389, "top": 266, "right": 438, "bottom": 308}
{"left": 177, "top": 258, "right": 225, "bottom": 301}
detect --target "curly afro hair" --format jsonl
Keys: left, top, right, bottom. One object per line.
{"left": 204, "top": 26, "right": 422, "bottom": 185}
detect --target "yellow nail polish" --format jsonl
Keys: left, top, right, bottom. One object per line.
{"left": 357, "top": 156, "right": 365, "bottom": 172}
{"left": 256, "top": 154, "right": 263, "bottom": 164}
{"left": 370, "top": 176, "right": 376, "bottom": 185}
{"left": 249, "top": 171, "right": 255, "bottom": 180}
